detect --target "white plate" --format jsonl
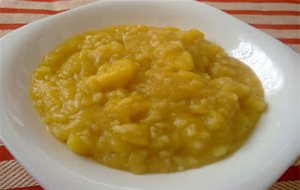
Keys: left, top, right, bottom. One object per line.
{"left": 0, "top": 1, "right": 299, "bottom": 190}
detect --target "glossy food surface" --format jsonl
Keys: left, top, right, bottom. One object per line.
{"left": 30, "top": 25, "right": 266, "bottom": 173}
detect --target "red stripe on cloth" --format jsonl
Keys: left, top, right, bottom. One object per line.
{"left": 224, "top": 10, "right": 300, "bottom": 16}
{"left": 0, "top": 23, "right": 26, "bottom": 30}
{"left": 4, "top": 170, "right": 32, "bottom": 190}
{"left": 278, "top": 38, "right": 300, "bottom": 44}
{"left": 22, "top": 0, "right": 61, "bottom": 2}
{"left": 277, "top": 166, "right": 300, "bottom": 181}
{"left": 9, "top": 186, "right": 43, "bottom": 190}
{"left": 0, "top": 8, "right": 64, "bottom": 14}
{"left": 0, "top": 146, "right": 14, "bottom": 161}
{"left": 202, "top": 0, "right": 300, "bottom": 4}
{"left": 251, "top": 24, "right": 300, "bottom": 29}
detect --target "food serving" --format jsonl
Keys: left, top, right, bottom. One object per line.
{"left": 30, "top": 25, "right": 266, "bottom": 173}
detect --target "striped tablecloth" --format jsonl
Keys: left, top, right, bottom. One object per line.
{"left": 0, "top": 0, "right": 299, "bottom": 190}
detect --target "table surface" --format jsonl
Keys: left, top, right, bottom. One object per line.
{"left": 0, "top": 0, "right": 299, "bottom": 190}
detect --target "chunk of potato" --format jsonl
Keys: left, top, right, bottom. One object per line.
{"left": 112, "top": 124, "right": 149, "bottom": 146}
{"left": 67, "top": 133, "right": 91, "bottom": 156}
{"left": 87, "top": 59, "right": 138, "bottom": 90}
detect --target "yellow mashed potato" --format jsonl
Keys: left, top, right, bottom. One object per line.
{"left": 30, "top": 25, "right": 266, "bottom": 173}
